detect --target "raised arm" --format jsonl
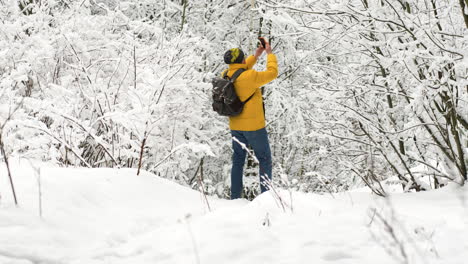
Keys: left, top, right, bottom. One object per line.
{"left": 245, "top": 55, "right": 257, "bottom": 70}
{"left": 246, "top": 44, "right": 267, "bottom": 69}
{"left": 252, "top": 53, "right": 278, "bottom": 87}
{"left": 251, "top": 39, "right": 278, "bottom": 86}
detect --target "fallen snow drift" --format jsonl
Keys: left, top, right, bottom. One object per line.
{"left": 1, "top": 160, "right": 467, "bottom": 264}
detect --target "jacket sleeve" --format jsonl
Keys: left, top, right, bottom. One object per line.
{"left": 253, "top": 54, "right": 278, "bottom": 87}
{"left": 245, "top": 55, "right": 257, "bottom": 70}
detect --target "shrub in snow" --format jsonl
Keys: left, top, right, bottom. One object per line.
{"left": 0, "top": 0, "right": 466, "bottom": 197}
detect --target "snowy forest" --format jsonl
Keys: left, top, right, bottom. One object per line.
{"left": 1, "top": 0, "right": 466, "bottom": 198}
{"left": 0, "top": 0, "right": 467, "bottom": 263}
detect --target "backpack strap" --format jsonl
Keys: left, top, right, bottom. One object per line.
{"left": 222, "top": 69, "right": 229, "bottom": 78}
{"left": 224, "top": 68, "right": 255, "bottom": 104}
{"left": 243, "top": 91, "right": 256, "bottom": 104}
{"left": 225, "top": 68, "right": 245, "bottom": 81}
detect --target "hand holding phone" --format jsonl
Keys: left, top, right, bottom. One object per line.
{"left": 258, "top": 37, "right": 266, "bottom": 48}
{"left": 260, "top": 38, "right": 272, "bottom": 54}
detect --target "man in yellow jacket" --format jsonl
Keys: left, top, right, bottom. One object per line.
{"left": 222, "top": 39, "right": 278, "bottom": 199}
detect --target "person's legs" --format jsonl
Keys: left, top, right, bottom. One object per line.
{"left": 245, "top": 128, "right": 272, "bottom": 193}
{"left": 231, "top": 130, "right": 248, "bottom": 199}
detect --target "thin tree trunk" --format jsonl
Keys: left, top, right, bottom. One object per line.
{"left": 180, "top": 0, "right": 188, "bottom": 32}
{"left": 447, "top": 96, "right": 467, "bottom": 182}
{"left": 196, "top": 157, "right": 211, "bottom": 211}
{"left": 0, "top": 137, "right": 18, "bottom": 205}
{"left": 137, "top": 137, "right": 147, "bottom": 176}
{"left": 133, "top": 44, "right": 137, "bottom": 89}
{"left": 459, "top": 0, "right": 468, "bottom": 28}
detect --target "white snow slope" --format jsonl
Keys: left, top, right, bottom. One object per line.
{"left": 1, "top": 160, "right": 467, "bottom": 264}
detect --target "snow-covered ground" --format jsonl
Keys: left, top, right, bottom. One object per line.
{"left": 1, "top": 159, "right": 467, "bottom": 264}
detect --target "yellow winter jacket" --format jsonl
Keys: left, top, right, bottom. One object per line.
{"left": 223, "top": 54, "right": 278, "bottom": 131}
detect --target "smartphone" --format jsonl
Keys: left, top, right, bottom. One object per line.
{"left": 258, "top": 37, "right": 266, "bottom": 48}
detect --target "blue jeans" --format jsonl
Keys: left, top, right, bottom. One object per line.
{"left": 230, "top": 128, "right": 272, "bottom": 199}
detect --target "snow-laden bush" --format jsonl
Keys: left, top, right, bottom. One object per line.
{"left": 1, "top": 0, "right": 466, "bottom": 199}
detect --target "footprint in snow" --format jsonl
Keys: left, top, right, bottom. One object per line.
{"left": 322, "top": 250, "right": 354, "bottom": 261}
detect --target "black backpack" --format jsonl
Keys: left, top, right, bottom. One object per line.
{"left": 211, "top": 69, "right": 255, "bottom": 116}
